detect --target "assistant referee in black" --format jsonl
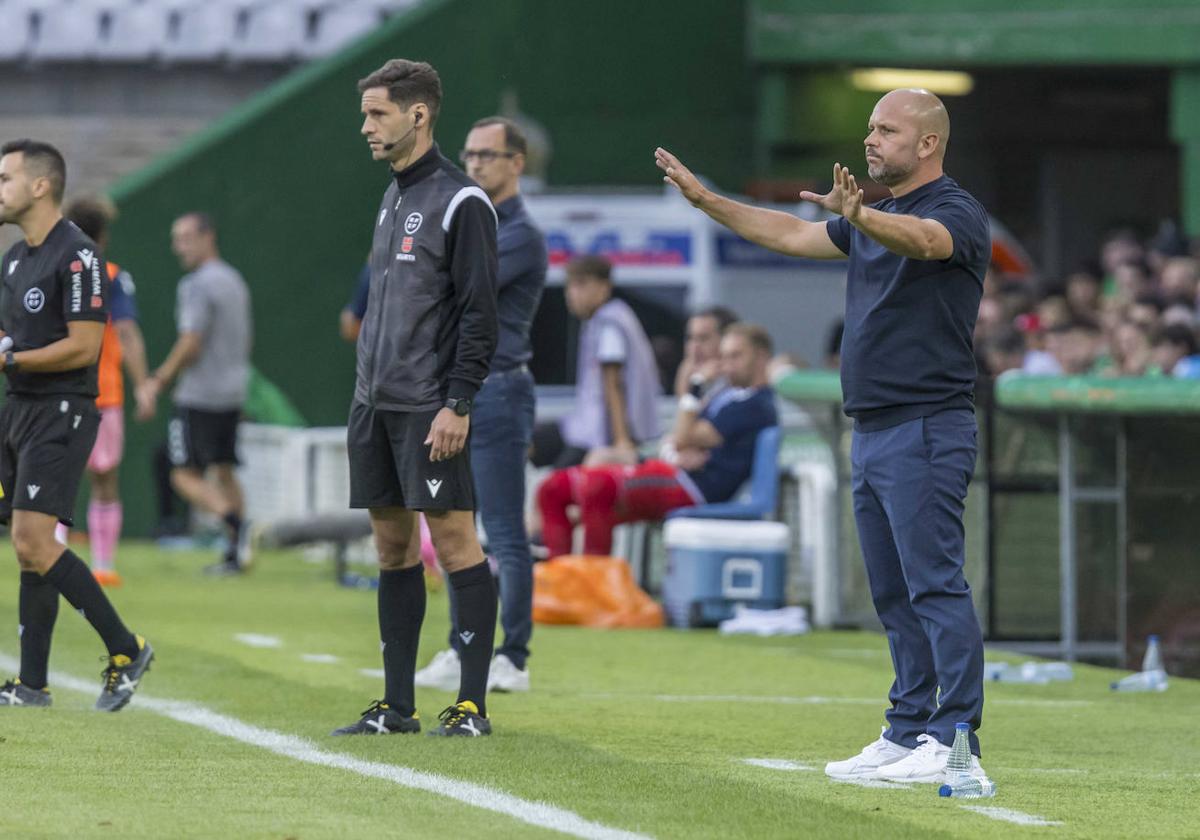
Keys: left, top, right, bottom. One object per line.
{"left": 332, "top": 60, "right": 500, "bottom": 738}
{"left": 0, "top": 139, "right": 152, "bottom": 712}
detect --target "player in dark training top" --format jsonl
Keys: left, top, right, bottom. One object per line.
{"left": 0, "top": 139, "right": 153, "bottom": 711}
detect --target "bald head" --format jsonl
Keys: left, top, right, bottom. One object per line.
{"left": 864, "top": 88, "right": 951, "bottom": 191}
{"left": 879, "top": 88, "right": 950, "bottom": 150}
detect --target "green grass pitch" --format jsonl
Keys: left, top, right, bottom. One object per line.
{"left": 0, "top": 543, "right": 1196, "bottom": 839}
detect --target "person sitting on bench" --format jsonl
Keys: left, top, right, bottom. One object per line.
{"left": 537, "top": 322, "right": 778, "bottom": 558}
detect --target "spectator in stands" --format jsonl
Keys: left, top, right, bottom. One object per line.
{"left": 1128, "top": 294, "right": 1165, "bottom": 333}
{"left": 1152, "top": 324, "right": 1200, "bottom": 378}
{"left": 1065, "top": 266, "right": 1103, "bottom": 322}
{"left": 1045, "top": 320, "right": 1102, "bottom": 376}
{"left": 1099, "top": 319, "right": 1154, "bottom": 377}
{"left": 982, "top": 329, "right": 1026, "bottom": 377}
{"left": 138, "top": 212, "right": 253, "bottom": 575}
{"left": 537, "top": 323, "right": 778, "bottom": 558}
{"left": 61, "top": 197, "right": 152, "bottom": 587}
{"left": 529, "top": 256, "right": 660, "bottom": 468}
{"left": 1111, "top": 259, "right": 1153, "bottom": 305}
{"left": 339, "top": 262, "right": 371, "bottom": 343}
{"left": 1159, "top": 256, "right": 1199, "bottom": 308}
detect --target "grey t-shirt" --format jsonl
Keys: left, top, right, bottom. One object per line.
{"left": 173, "top": 258, "right": 252, "bottom": 411}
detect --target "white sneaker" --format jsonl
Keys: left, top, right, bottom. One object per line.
{"left": 487, "top": 654, "right": 530, "bottom": 693}
{"left": 873, "top": 733, "right": 951, "bottom": 783}
{"left": 825, "top": 727, "right": 913, "bottom": 779}
{"left": 414, "top": 648, "right": 460, "bottom": 691}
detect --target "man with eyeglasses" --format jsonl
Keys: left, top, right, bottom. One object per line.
{"left": 415, "top": 117, "right": 547, "bottom": 694}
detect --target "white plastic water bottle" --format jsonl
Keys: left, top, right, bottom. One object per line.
{"left": 1111, "top": 635, "right": 1169, "bottom": 692}
{"left": 940, "top": 723, "right": 995, "bottom": 798}
{"left": 1142, "top": 635, "right": 1164, "bottom": 672}
{"left": 940, "top": 776, "right": 997, "bottom": 798}
{"left": 945, "top": 722, "right": 973, "bottom": 780}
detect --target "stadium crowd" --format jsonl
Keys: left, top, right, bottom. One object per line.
{"left": 973, "top": 225, "right": 1200, "bottom": 381}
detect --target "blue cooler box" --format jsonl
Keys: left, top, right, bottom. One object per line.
{"left": 662, "top": 518, "right": 790, "bottom": 628}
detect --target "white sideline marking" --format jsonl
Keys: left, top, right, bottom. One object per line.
{"left": 741, "top": 758, "right": 814, "bottom": 771}
{"left": 0, "top": 654, "right": 650, "bottom": 840}
{"left": 234, "top": 633, "right": 283, "bottom": 649}
{"left": 831, "top": 777, "right": 912, "bottom": 790}
{"left": 961, "top": 806, "right": 1063, "bottom": 826}
{"left": 996, "top": 767, "right": 1087, "bottom": 776}
{"left": 359, "top": 668, "right": 387, "bottom": 679}
{"left": 300, "top": 653, "right": 340, "bottom": 664}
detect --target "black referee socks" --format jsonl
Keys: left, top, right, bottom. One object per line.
{"left": 18, "top": 571, "right": 59, "bottom": 691}
{"left": 449, "top": 561, "right": 497, "bottom": 717}
{"left": 378, "top": 564, "right": 426, "bottom": 717}
{"left": 43, "top": 550, "right": 139, "bottom": 661}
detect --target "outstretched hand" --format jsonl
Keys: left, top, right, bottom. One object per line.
{"left": 799, "top": 163, "right": 864, "bottom": 223}
{"left": 655, "top": 147, "right": 707, "bottom": 207}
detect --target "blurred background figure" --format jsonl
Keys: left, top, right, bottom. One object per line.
{"left": 58, "top": 196, "right": 151, "bottom": 587}
{"left": 139, "top": 213, "right": 253, "bottom": 576}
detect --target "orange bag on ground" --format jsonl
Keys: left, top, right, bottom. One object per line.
{"left": 533, "top": 555, "right": 664, "bottom": 628}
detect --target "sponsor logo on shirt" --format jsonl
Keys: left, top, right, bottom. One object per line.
{"left": 70, "top": 260, "right": 82, "bottom": 272}
{"left": 404, "top": 212, "right": 423, "bottom": 234}
{"left": 401, "top": 236, "right": 413, "bottom": 253}
{"left": 378, "top": 208, "right": 388, "bottom": 227}
{"left": 77, "top": 249, "right": 95, "bottom": 270}
{"left": 6, "top": 261, "right": 17, "bottom": 276}
{"left": 23, "top": 287, "right": 44, "bottom": 313}
{"left": 395, "top": 252, "right": 415, "bottom": 263}
{"left": 71, "top": 269, "right": 82, "bottom": 312}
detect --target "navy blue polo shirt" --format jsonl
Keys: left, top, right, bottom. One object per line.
{"left": 826, "top": 175, "right": 989, "bottom": 431}
{"left": 492, "top": 195, "right": 548, "bottom": 371}
{"left": 686, "top": 385, "right": 778, "bottom": 503}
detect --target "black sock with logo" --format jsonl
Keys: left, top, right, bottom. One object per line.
{"left": 449, "top": 561, "right": 496, "bottom": 717}
{"left": 18, "top": 571, "right": 59, "bottom": 690}
{"left": 42, "top": 550, "right": 138, "bottom": 660}
{"left": 378, "top": 564, "right": 426, "bottom": 717}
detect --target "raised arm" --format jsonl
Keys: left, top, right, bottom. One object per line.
{"left": 655, "top": 148, "right": 845, "bottom": 260}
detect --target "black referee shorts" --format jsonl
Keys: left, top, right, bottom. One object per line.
{"left": 0, "top": 394, "right": 101, "bottom": 526}
{"left": 347, "top": 401, "right": 475, "bottom": 512}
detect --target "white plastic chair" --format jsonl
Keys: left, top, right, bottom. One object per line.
{"left": 29, "top": 0, "right": 104, "bottom": 60}
{"left": 160, "top": 0, "right": 241, "bottom": 62}
{"left": 96, "top": 1, "right": 170, "bottom": 60}
{"left": 228, "top": 0, "right": 306, "bottom": 62}
{"left": 304, "top": 1, "right": 379, "bottom": 58}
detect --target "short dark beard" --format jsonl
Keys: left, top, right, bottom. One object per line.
{"left": 867, "top": 159, "right": 913, "bottom": 187}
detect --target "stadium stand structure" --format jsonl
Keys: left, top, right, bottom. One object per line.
{"left": 0, "top": 0, "right": 419, "bottom": 64}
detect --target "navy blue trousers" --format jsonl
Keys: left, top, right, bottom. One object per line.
{"left": 851, "top": 408, "right": 984, "bottom": 756}
{"left": 447, "top": 368, "right": 537, "bottom": 669}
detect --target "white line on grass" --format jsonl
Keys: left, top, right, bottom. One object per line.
{"left": 741, "top": 758, "right": 814, "bottom": 771}
{"left": 961, "top": 806, "right": 1063, "bottom": 827}
{"left": 300, "top": 653, "right": 340, "bottom": 664}
{"left": 0, "top": 654, "right": 650, "bottom": 840}
{"left": 233, "top": 633, "right": 283, "bottom": 648}
{"left": 359, "top": 668, "right": 387, "bottom": 679}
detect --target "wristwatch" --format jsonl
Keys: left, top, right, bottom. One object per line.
{"left": 3, "top": 350, "right": 15, "bottom": 373}
{"left": 445, "top": 397, "right": 471, "bottom": 417}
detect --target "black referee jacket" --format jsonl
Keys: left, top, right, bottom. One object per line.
{"left": 355, "top": 144, "right": 498, "bottom": 412}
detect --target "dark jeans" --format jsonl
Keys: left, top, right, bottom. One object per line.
{"left": 448, "top": 367, "right": 537, "bottom": 669}
{"left": 851, "top": 408, "right": 985, "bottom": 756}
